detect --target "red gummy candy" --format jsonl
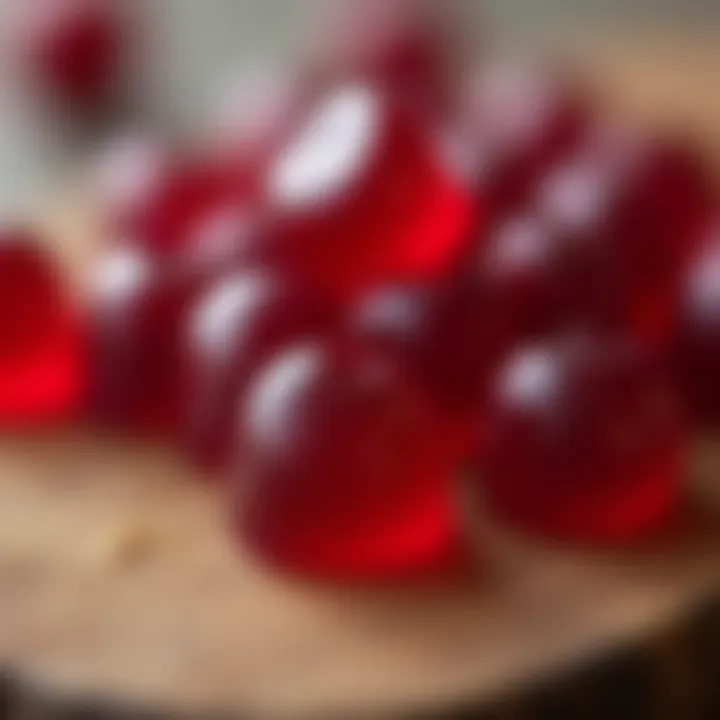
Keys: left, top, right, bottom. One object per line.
{"left": 88, "top": 247, "right": 202, "bottom": 437}
{"left": 0, "top": 229, "right": 84, "bottom": 425}
{"left": 478, "top": 336, "right": 685, "bottom": 544}
{"left": 538, "top": 130, "right": 716, "bottom": 346}
{"left": 353, "top": 279, "right": 512, "bottom": 434}
{"left": 480, "top": 207, "right": 630, "bottom": 343}
{"left": 309, "top": 0, "right": 461, "bottom": 118}
{"left": 674, "top": 224, "right": 720, "bottom": 428}
{"left": 24, "top": 0, "right": 124, "bottom": 111}
{"left": 184, "top": 269, "right": 337, "bottom": 473}
{"left": 459, "top": 63, "right": 588, "bottom": 225}
{"left": 236, "top": 342, "right": 464, "bottom": 580}
{"left": 263, "top": 84, "right": 473, "bottom": 299}
{"left": 96, "top": 138, "right": 241, "bottom": 259}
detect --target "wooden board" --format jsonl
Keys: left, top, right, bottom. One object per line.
{"left": 2, "top": 32, "right": 720, "bottom": 720}
{"left": 0, "top": 432, "right": 719, "bottom": 719}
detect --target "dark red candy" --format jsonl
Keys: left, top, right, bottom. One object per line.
{"left": 0, "top": 228, "right": 84, "bottom": 425}
{"left": 538, "top": 160, "right": 650, "bottom": 339}
{"left": 143, "top": 163, "right": 249, "bottom": 259}
{"left": 88, "top": 247, "right": 201, "bottom": 437}
{"left": 179, "top": 203, "right": 263, "bottom": 276}
{"left": 619, "top": 143, "right": 715, "bottom": 335}
{"left": 460, "top": 63, "right": 588, "bottom": 225}
{"left": 124, "top": 164, "right": 238, "bottom": 259}
{"left": 540, "top": 132, "right": 716, "bottom": 346}
{"left": 23, "top": 0, "right": 124, "bottom": 111}
{"left": 95, "top": 136, "right": 242, "bottom": 259}
{"left": 184, "top": 270, "right": 337, "bottom": 473}
{"left": 481, "top": 157, "right": 646, "bottom": 340}
{"left": 673, "top": 225, "right": 720, "bottom": 427}
{"left": 584, "top": 126, "right": 715, "bottom": 257}
{"left": 478, "top": 336, "right": 685, "bottom": 544}
{"left": 480, "top": 212, "right": 626, "bottom": 341}
{"left": 263, "top": 84, "right": 473, "bottom": 299}
{"left": 309, "top": 0, "right": 460, "bottom": 117}
{"left": 353, "top": 279, "right": 511, "bottom": 431}
{"left": 236, "top": 342, "right": 463, "bottom": 580}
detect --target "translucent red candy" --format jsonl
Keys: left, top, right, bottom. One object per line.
{"left": 184, "top": 270, "right": 337, "bottom": 473}
{"left": 673, "top": 226, "right": 720, "bottom": 427}
{"left": 352, "top": 280, "right": 512, "bottom": 434}
{"left": 87, "top": 247, "right": 202, "bottom": 437}
{"left": 23, "top": 0, "right": 123, "bottom": 111}
{"left": 552, "top": 128, "right": 717, "bottom": 345}
{"left": 0, "top": 229, "right": 84, "bottom": 426}
{"left": 236, "top": 342, "right": 463, "bottom": 580}
{"left": 460, "top": 64, "right": 588, "bottom": 226}
{"left": 95, "top": 137, "right": 242, "bottom": 259}
{"left": 478, "top": 337, "right": 685, "bottom": 544}
{"left": 478, "top": 213, "right": 626, "bottom": 342}
{"left": 584, "top": 126, "right": 715, "bottom": 255}
{"left": 263, "top": 84, "right": 473, "bottom": 299}
{"left": 309, "top": 0, "right": 459, "bottom": 117}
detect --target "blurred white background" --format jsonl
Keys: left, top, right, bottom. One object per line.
{"left": 0, "top": 0, "right": 718, "bottom": 221}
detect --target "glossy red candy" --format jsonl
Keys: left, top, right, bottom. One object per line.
{"left": 23, "top": 0, "right": 123, "bottom": 111}
{"left": 673, "top": 226, "right": 720, "bottom": 427}
{"left": 0, "top": 229, "right": 84, "bottom": 425}
{"left": 479, "top": 212, "right": 626, "bottom": 341}
{"left": 100, "top": 149, "right": 239, "bottom": 260}
{"left": 480, "top": 153, "right": 649, "bottom": 342}
{"left": 95, "top": 134, "right": 251, "bottom": 259}
{"left": 88, "top": 247, "right": 201, "bottom": 437}
{"left": 583, "top": 126, "right": 715, "bottom": 257}
{"left": 460, "top": 64, "right": 588, "bottom": 225}
{"left": 309, "top": 0, "right": 460, "bottom": 117}
{"left": 478, "top": 336, "right": 685, "bottom": 544}
{"left": 263, "top": 84, "right": 473, "bottom": 299}
{"left": 353, "top": 280, "right": 511, "bottom": 428}
{"left": 179, "top": 203, "right": 263, "bottom": 276}
{"left": 539, "top": 132, "right": 716, "bottom": 345}
{"left": 184, "top": 270, "right": 337, "bottom": 473}
{"left": 236, "top": 342, "right": 463, "bottom": 580}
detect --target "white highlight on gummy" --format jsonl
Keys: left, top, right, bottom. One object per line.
{"left": 191, "top": 271, "right": 272, "bottom": 360}
{"left": 187, "top": 207, "right": 253, "bottom": 267}
{"left": 95, "top": 135, "right": 166, "bottom": 216}
{"left": 95, "top": 247, "right": 152, "bottom": 305}
{"left": 244, "top": 343, "right": 324, "bottom": 452}
{"left": 269, "top": 85, "right": 379, "bottom": 208}
{"left": 478, "top": 63, "right": 555, "bottom": 147}
{"left": 360, "top": 289, "right": 423, "bottom": 336}
{"left": 489, "top": 216, "right": 549, "bottom": 274}
{"left": 500, "top": 345, "right": 560, "bottom": 411}
{"left": 687, "top": 244, "right": 720, "bottom": 321}
{"left": 541, "top": 163, "right": 607, "bottom": 232}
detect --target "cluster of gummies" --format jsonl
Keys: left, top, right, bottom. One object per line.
{"left": 1, "top": 0, "right": 718, "bottom": 582}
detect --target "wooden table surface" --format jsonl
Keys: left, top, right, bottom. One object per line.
{"left": 1, "top": 32, "right": 720, "bottom": 720}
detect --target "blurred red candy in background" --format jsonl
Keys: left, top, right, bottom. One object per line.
{"left": 0, "top": 228, "right": 85, "bottom": 426}
{"left": 20, "top": 0, "right": 126, "bottom": 113}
